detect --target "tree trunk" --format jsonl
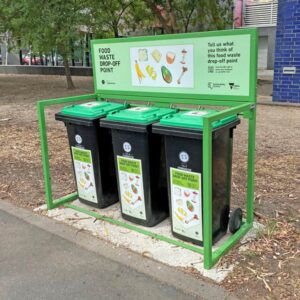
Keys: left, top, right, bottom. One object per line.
{"left": 40, "top": 53, "right": 44, "bottom": 65}
{"left": 51, "top": 51, "right": 54, "bottom": 66}
{"left": 166, "top": 0, "right": 178, "bottom": 33}
{"left": 71, "top": 39, "right": 75, "bottom": 66}
{"left": 113, "top": 27, "right": 119, "bottom": 38}
{"left": 63, "top": 57, "right": 75, "bottom": 89}
{"left": 80, "top": 39, "right": 84, "bottom": 66}
{"left": 85, "top": 34, "right": 90, "bottom": 66}
{"left": 19, "top": 50, "right": 23, "bottom": 65}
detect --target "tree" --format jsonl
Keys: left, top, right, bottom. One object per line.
{"left": 173, "top": 0, "right": 198, "bottom": 33}
{"left": 143, "top": 0, "right": 234, "bottom": 33}
{"left": 88, "top": 0, "right": 135, "bottom": 38}
{"left": 0, "top": 0, "right": 88, "bottom": 89}
{"left": 143, "top": 0, "right": 179, "bottom": 33}
{"left": 25, "top": 0, "right": 88, "bottom": 89}
{"left": 206, "top": 0, "right": 234, "bottom": 30}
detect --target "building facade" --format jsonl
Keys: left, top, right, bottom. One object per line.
{"left": 234, "top": 0, "right": 278, "bottom": 70}
{"left": 273, "top": 0, "right": 300, "bottom": 103}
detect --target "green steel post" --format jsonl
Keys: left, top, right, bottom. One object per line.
{"left": 37, "top": 102, "right": 53, "bottom": 209}
{"left": 203, "top": 118, "right": 213, "bottom": 269}
{"left": 247, "top": 107, "right": 256, "bottom": 224}
{"left": 37, "top": 94, "right": 97, "bottom": 210}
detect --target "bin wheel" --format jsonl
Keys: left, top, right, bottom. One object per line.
{"left": 229, "top": 208, "right": 242, "bottom": 234}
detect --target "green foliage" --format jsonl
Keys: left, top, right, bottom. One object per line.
{"left": 142, "top": 0, "right": 234, "bottom": 33}
{"left": 87, "top": 0, "right": 152, "bottom": 38}
{"left": 0, "top": 0, "right": 234, "bottom": 87}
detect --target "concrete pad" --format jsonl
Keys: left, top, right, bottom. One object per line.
{"left": 38, "top": 199, "right": 262, "bottom": 283}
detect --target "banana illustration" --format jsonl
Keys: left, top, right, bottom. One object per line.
{"left": 175, "top": 212, "right": 184, "bottom": 222}
{"left": 135, "top": 60, "right": 145, "bottom": 83}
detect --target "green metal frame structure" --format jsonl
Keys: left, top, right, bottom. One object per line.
{"left": 37, "top": 28, "right": 257, "bottom": 269}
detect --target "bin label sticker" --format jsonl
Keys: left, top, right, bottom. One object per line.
{"left": 75, "top": 134, "right": 83, "bottom": 144}
{"left": 179, "top": 151, "right": 189, "bottom": 163}
{"left": 184, "top": 111, "right": 208, "bottom": 117}
{"left": 123, "top": 142, "right": 132, "bottom": 153}
{"left": 72, "top": 147, "right": 97, "bottom": 203}
{"left": 130, "top": 44, "right": 194, "bottom": 88}
{"left": 127, "top": 107, "right": 151, "bottom": 112}
{"left": 170, "top": 168, "right": 202, "bottom": 241}
{"left": 80, "top": 102, "right": 102, "bottom": 107}
{"left": 117, "top": 156, "right": 146, "bottom": 220}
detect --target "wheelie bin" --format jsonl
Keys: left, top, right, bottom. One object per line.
{"left": 100, "top": 106, "right": 176, "bottom": 227}
{"left": 152, "top": 109, "right": 240, "bottom": 245}
{"left": 55, "top": 101, "right": 127, "bottom": 208}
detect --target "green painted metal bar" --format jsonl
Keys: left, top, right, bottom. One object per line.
{"left": 52, "top": 192, "right": 78, "bottom": 208}
{"left": 99, "top": 92, "right": 247, "bottom": 107}
{"left": 37, "top": 93, "right": 98, "bottom": 210}
{"left": 204, "top": 103, "right": 252, "bottom": 123}
{"left": 39, "top": 93, "right": 98, "bottom": 107}
{"left": 64, "top": 203, "right": 205, "bottom": 255}
{"left": 37, "top": 101, "right": 53, "bottom": 209}
{"left": 211, "top": 222, "right": 252, "bottom": 265}
{"left": 246, "top": 109, "right": 256, "bottom": 224}
{"left": 202, "top": 118, "right": 213, "bottom": 269}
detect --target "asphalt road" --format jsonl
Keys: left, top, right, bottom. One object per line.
{"left": 0, "top": 209, "right": 197, "bottom": 300}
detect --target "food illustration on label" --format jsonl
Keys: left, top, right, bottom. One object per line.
{"left": 130, "top": 44, "right": 193, "bottom": 88}
{"left": 177, "top": 67, "right": 188, "bottom": 84}
{"left": 176, "top": 199, "right": 183, "bottom": 206}
{"left": 72, "top": 147, "right": 97, "bottom": 203}
{"left": 184, "top": 190, "right": 190, "bottom": 197}
{"left": 146, "top": 65, "right": 157, "bottom": 80}
{"left": 178, "top": 207, "right": 187, "bottom": 217}
{"left": 124, "top": 190, "right": 133, "bottom": 204}
{"left": 151, "top": 49, "right": 162, "bottom": 63}
{"left": 180, "top": 49, "right": 187, "bottom": 64}
{"left": 131, "top": 184, "right": 138, "bottom": 194}
{"left": 185, "top": 214, "right": 199, "bottom": 224}
{"left": 186, "top": 200, "right": 194, "bottom": 212}
{"left": 117, "top": 156, "right": 146, "bottom": 220}
{"left": 135, "top": 60, "right": 145, "bottom": 83}
{"left": 174, "top": 187, "right": 181, "bottom": 196}
{"left": 166, "top": 51, "right": 176, "bottom": 64}
{"left": 138, "top": 49, "right": 148, "bottom": 62}
{"left": 171, "top": 168, "right": 202, "bottom": 241}
{"left": 175, "top": 212, "right": 184, "bottom": 222}
{"left": 161, "top": 66, "right": 172, "bottom": 83}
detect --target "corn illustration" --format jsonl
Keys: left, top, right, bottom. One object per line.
{"left": 178, "top": 207, "right": 187, "bottom": 217}
{"left": 146, "top": 65, "right": 157, "bottom": 80}
{"left": 135, "top": 60, "right": 145, "bottom": 83}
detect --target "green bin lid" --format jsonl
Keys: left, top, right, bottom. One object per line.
{"left": 60, "top": 101, "right": 126, "bottom": 119}
{"left": 106, "top": 106, "right": 176, "bottom": 124}
{"left": 158, "top": 109, "right": 238, "bottom": 129}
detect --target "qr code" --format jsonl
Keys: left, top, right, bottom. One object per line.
{"left": 208, "top": 66, "right": 214, "bottom": 73}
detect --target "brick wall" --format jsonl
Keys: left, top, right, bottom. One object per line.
{"left": 273, "top": 0, "right": 300, "bottom": 103}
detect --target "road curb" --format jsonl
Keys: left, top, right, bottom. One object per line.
{"left": 0, "top": 200, "right": 237, "bottom": 300}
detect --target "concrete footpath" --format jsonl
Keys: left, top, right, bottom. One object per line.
{"left": 0, "top": 200, "right": 236, "bottom": 300}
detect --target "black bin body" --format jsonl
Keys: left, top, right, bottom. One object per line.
{"left": 153, "top": 121, "right": 239, "bottom": 245}
{"left": 55, "top": 114, "right": 118, "bottom": 208}
{"left": 100, "top": 120, "right": 169, "bottom": 227}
